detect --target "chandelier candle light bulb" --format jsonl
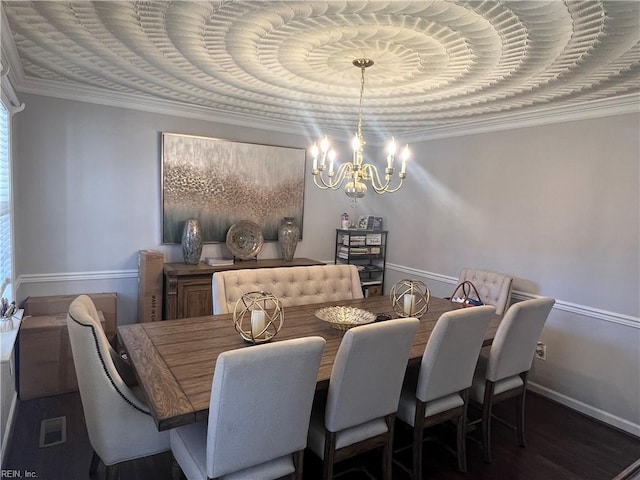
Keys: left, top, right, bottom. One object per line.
{"left": 387, "top": 138, "right": 396, "bottom": 169}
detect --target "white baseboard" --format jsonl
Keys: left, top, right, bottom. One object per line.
{"left": 1, "top": 391, "right": 18, "bottom": 467}
{"left": 528, "top": 382, "right": 640, "bottom": 438}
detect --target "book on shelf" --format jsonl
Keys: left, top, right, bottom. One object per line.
{"left": 343, "top": 235, "right": 366, "bottom": 246}
{"left": 205, "top": 256, "right": 234, "bottom": 266}
{"left": 347, "top": 247, "right": 370, "bottom": 255}
{"left": 365, "top": 233, "right": 382, "bottom": 245}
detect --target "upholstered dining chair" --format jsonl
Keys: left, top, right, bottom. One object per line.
{"left": 211, "top": 264, "right": 363, "bottom": 314}
{"left": 396, "top": 305, "right": 496, "bottom": 479}
{"left": 468, "top": 297, "right": 555, "bottom": 463}
{"left": 67, "top": 295, "right": 170, "bottom": 480}
{"left": 457, "top": 268, "right": 514, "bottom": 315}
{"left": 307, "top": 318, "right": 420, "bottom": 480}
{"left": 170, "top": 336, "right": 326, "bottom": 480}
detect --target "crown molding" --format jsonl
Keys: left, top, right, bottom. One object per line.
{"left": 401, "top": 94, "right": 640, "bottom": 142}
{"left": 10, "top": 74, "right": 640, "bottom": 143}
{"left": 15, "top": 76, "right": 316, "bottom": 137}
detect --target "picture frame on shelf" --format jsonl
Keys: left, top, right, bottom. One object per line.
{"left": 357, "top": 215, "right": 375, "bottom": 230}
{"left": 373, "top": 217, "right": 383, "bottom": 231}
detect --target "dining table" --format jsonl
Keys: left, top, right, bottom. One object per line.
{"left": 118, "top": 295, "right": 502, "bottom": 431}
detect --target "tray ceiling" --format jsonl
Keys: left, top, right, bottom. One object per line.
{"left": 2, "top": 1, "right": 639, "bottom": 139}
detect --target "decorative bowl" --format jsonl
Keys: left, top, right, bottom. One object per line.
{"left": 315, "top": 306, "right": 376, "bottom": 331}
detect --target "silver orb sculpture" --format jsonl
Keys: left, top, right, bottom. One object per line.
{"left": 391, "top": 279, "right": 430, "bottom": 317}
{"left": 233, "top": 291, "right": 284, "bottom": 344}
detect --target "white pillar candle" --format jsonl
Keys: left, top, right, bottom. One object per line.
{"left": 251, "top": 309, "right": 266, "bottom": 339}
{"left": 403, "top": 294, "right": 416, "bottom": 316}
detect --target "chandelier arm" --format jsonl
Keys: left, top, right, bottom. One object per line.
{"left": 363, "top": 164, "right": 390, "bottom": 191}
{"left": 312, "top": 175, "right": 333, "bottom": 190}
{"left": 375, "top": 176, "right": 405, "bottom": 194}
{"left": 361, "top": 163, "right": 407, "bottom": 194}
{"left": 314, "top": 163, "right": 352, "bottom": 190}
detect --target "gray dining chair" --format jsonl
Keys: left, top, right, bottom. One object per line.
{"left": 457, "top": 268, "right": 514, "bottom": 315}
{"left": 307, "top": 318, "right": 420, "bottom": 480}
{"left": 396, "top": 305, "right": 495, "bottom": 479}
{"left": 469, "top": 297, "right": 555, "bottom": 463}
{"left": 170, "top": 336, "right": 326, "bottom": 480}
{"left": 67, "top": 295, "right": 170, "bottom": 480}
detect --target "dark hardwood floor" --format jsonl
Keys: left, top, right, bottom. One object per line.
{"left": 3, "top": 390, "right": 638, "bottom": 480}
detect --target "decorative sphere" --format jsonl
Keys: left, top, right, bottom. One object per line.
{"left": 390, "top": 279, "right": 430, "bottom": 317}
{"left": 233, "top": 291, "right": 284, "bottom": 344}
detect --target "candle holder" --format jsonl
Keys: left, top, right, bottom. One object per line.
{"left": 233, "top": 291, "right": 283, "bottom": 344}
{"left": 391, "top": 279, "right": 430, "bottom": 317}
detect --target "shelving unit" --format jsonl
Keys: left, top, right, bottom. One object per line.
{"left": 335, "top": 229, "right": 388, "bottom": 296}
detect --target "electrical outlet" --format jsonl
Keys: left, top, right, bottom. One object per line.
{"left": 535, "top": 342, "right": 546, "bottom": 361}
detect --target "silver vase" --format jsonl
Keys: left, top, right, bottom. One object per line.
{"left": 181, "top": 218, "right": 203, "bottom": 265}
{"left": 277, "top": 217, "right": 299, "bottom": 262}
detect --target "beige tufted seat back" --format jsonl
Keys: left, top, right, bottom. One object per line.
{"left": 458, "top": 268, "right": 513, "bottom": 315}
{"left": 212, "top": 264, "right": 364, "bottom": 314}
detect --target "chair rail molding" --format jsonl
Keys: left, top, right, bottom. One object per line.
{"left": 18, "top": 265, "right": 639, "bottom": 329}
{"left": 387, "top": 263, "right": 640, "bottom": 330}
{"left": 16, "top": 269, "right": 138, "bottom": 293}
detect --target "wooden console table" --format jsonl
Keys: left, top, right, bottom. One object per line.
{"left": 163, "top": 258, "right": 324, "bottom": 320}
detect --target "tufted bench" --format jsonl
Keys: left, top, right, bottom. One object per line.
{"left": 458, "top": 268, "right": 513, "bottom": 315}
{"left": 212, "top": 264, "right": 364, "bottom": 314}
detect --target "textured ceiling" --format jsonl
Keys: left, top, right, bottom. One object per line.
{"left": 2, "top": 1, "right": 639, "bottom": 139}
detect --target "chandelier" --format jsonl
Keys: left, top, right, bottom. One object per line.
{"left": 310, "top": 58, "right": 409, "bottom": 204}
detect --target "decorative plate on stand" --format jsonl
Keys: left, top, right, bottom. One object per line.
{"left": 226, "top": 221, "right": 264, "bottom": 260}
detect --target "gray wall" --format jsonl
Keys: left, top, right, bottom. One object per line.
{"left": 375, "top": 113, "right": 639, "bottom": 434}
{"left": 12, "top": 93, "right": 640, "bottom": 435}
{"left": 14, "top": 94, "right": 351, "bottom": 318}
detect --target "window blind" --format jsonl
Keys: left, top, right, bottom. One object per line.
{"left": 0, "top": 100, "right": 12, "bottom": 299}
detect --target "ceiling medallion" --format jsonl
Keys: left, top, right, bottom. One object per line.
{"left": 310, "top": 58, "right": 409, "bottom": 206}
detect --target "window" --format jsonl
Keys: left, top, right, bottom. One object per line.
{"left": 0, "top": 99, "right": 12, "bottom": 300}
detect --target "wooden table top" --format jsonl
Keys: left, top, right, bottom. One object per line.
{"left": 118, "top": 296, "right": 501, "bottom": 431}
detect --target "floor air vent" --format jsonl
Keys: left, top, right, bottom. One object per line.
{"left": 39, "top": 416, "right": 67, "bottom": 448}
